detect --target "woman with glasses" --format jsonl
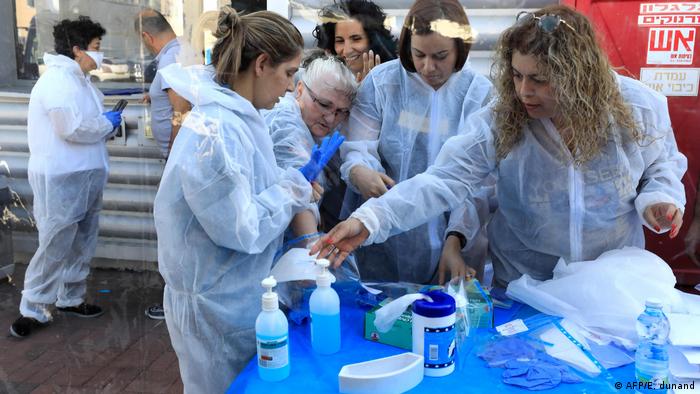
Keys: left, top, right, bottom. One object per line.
{"left": 152, "top": 7, "right": 325, "bottom": 391}
{"left": 264, "top": 54, "right": 358, "bottom": 236}
{"left": 338, "top": 0, "right": 493, "bottom": 285}
{"left": 311, "top": 5, "right": 686, "bottom": 289}
{"left": 313, "top": 0, "right": 397, "bottom": 82}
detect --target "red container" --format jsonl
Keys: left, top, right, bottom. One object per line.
{"left": 564, "top": 0, "right": 700, "bottom": 285}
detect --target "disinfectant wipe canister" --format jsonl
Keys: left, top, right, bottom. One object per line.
{"left": 412, "top": 290, "right": 456, "bottom": 377}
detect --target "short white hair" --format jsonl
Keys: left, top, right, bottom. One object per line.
{"left": 301, "top": 55, "right": 358, "bottom": 102}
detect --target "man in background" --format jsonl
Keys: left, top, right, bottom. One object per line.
{"left": 135, "top": 8, "right": 199, "bottom": 319}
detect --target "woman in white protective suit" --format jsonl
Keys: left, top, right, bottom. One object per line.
{"left": 264, "top": 53, "right": 358, "bottom": 236}
{"left": 10, "top": 17, "right": 122, "bottom": 338}
{"left": 339, "top": 0, "right": 493, "bottom": 284}
{"left": 153, "top": 7, "right": 330, "bottom": 393}
{"left": 312, "top": 5, "right": 687, "bottom": 289}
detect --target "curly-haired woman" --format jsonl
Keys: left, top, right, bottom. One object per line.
{"left": 10, "top": 16, "right": 122, "bottom": 339}
{"left": 311, "top": 5, "right": 687, "bottom": 289}
{"left": 313, "top": 0, "right": 397, "bottom": 81}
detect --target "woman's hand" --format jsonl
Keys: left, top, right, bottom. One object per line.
{"left": 309, "top": 218, "right": 369, "bottom": 267}
{"left": 349, "top": 165, "right": 396, "bottom": 200}
{"left": 438, "top": 235, "right": 476, "bottom": 285}
{"left": 356, "top": 50, "right": 381, "bottom": 82}
{"left": 643, "top": 202, "right": 682, "bottom": 238}
{"left": 311, "top": 181, "right": 324, "bottom": 202}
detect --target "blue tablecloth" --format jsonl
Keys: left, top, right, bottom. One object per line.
{"left": 228, "top": 291, "right": 635, "bottom": 393}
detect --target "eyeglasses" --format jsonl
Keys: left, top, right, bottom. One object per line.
{"left": 516, "top": 11, "right": 576, "bottom": 34}
{"left": 302, "top": 82, "right": 351, "bottom": 119}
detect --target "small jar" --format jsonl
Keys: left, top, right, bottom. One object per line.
{"left": 412, "top": 291, "right": 456, "bottom": 377}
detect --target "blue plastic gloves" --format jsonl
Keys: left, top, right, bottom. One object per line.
{"left": 479, "top": 337, "right": 582, "bottom": 391}
{"left": 103, "top": 111, "right": 122, "bottom": 129}
{"left": 299, "top": 131, "right": 345, "bottom": 182}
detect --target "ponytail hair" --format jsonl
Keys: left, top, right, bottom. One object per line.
{"left": 210, "top": 7, "right": 304, "bottom": 86}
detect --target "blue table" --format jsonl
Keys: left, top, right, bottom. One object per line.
{"left": 228, "top": 293, "right": 636, "bottom": 393}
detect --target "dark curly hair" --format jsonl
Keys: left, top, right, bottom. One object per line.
{"left": 53, "top": 16, "right": 106, "bottom": 59}
{"left": 312, "top": 0, "right": 397, "bottom": 63}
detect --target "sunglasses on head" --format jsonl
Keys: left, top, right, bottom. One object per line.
{"left": 516, "top": 11, "right": 576, "bottom": 34}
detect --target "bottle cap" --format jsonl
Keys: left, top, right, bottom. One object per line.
{"left": 645, "top": 298, "right": 663, "bottom": 309}
{"left": 413, "top": 291, "right": 456, "bottom": 318}
{"left": 316, "top": 258, "right": 333, "bottom": 287}
{"left": 261, "top": 275, "right": 279, "bottom": 311}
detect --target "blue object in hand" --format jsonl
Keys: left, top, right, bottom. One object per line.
{"left": 299, "top": 131, "right": 345, "bottom": 182}
{"left": 103, "top": 111, "right": 122, "bottom": 129}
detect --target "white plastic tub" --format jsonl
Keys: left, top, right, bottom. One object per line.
{"left": 338, "top": 352, "right": 424, "bottom": 394}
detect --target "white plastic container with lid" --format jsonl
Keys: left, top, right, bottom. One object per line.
{"left": 412, "top": 290, "right": 456, "bottom": 377}
{"left": 255, "top": 275, "right": 290, "bottom": 381}
{"left": 310, "top": 258, "right": 341, "bottom": 354}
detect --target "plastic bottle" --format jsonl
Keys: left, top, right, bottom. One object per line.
{"left": 635, "top": 298, "right": 670, "bottom": 394}
{"left": 310, "top": 258, "right": 341, "bottom": 354}
{"left": 412, "top": 290, "right": 456, "bottom": 377}
{"left": 255, "top": 276, "right": 290, "bottom": 381}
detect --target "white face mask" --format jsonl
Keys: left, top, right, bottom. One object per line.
{"left": 85, "top": 51, "right": 104, "bottom": 69}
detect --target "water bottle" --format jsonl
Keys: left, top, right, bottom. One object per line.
{"left": 310, "top": 258, "right": 341, "bottom": 354}
{"left": 255, "top": 276, "right": 290, "bottom": 381}
{"left": 635, "top": 298, "right": 669, "bottom": 394}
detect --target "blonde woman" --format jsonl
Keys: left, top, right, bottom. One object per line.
{"left": 153, "top": 7, "right": 325, "bottom": 392}
{"left": 312, "top": 5, "right": 687, "bottom": 289}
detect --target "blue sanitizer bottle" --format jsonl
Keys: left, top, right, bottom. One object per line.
{"left": 310, "top": 258, "right": 341, "bottom": 354}
{"left": 255, "top": 276, "right": 290, "bottom": 381}
{"left": 635, "top": 298, "right": 670, "bottom": 394}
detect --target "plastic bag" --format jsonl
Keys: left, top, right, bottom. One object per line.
{"left": 476, "top": 313, "right": 628, "bottom": 392}
{"left": 446, "top": 277, "right": 471, "bottom": 371}
{"left": 271, "top": 232, "right": 360, "bottom": 324}
{"left": 506, "top": 247, "right": 687, "bottom": 349}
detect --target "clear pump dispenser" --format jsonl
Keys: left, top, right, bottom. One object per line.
{"left": 310, "top": 259, "right": 341, "bottom": 354}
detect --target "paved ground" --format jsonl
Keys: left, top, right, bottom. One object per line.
{"left": 0, "top": 264, "right": 183, "bottom": 393}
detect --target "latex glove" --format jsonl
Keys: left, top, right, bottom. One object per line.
{"left": 309, "top": 217, "right": 368, "bottom": 267}
{"left": 103, "top": 111, "right": 122, "bottom": 129}
{"left": 349, "top": 165, "right": 396, "bottom": 200}
{"left": 299, "top": 131, "right": 345, "bottom": 182}
{"left": 643, "top": 202, "right": 682, "bottom": 238}
{"left": 438, "top": 235, "right": 476, "bottom": 285}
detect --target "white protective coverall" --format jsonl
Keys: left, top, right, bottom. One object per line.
{"left": 263, "top": 93, "right": 346, "bottom": 230}
{"left": 20, "top": 53, "right": 113, "bottom": 322}
{"left": 340, "top": 59, "right": 493, "bottom": 283}
{"left": 154, "top": 64, "right": 314, "bottom": 393}
{"left": 350, "top": 75, "right": 687, "bottom": 288}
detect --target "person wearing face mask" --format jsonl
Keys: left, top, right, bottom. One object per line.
{"left": 264, "top": 54, "right": 358, "bottom": 236}
{"left": 10, "top": 17, "right": 122, "bottom": 338}
{"left": 313, "top": 0, "right": 397, "bottom": 82}
{"left": 337, "top": 0, "right": 493, "bottom": 285}
{"left": 311, "top": 5, "right": 687, "bottom": 290}
{"left": 153, "top": 7, "right": 333, "bottom": 391}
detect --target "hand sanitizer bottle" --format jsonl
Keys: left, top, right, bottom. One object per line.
{"left": 310, "top": 258, "right": 341, "bottom": 354}
{"left": 255, "top": 276, "right": 290, "bottom": 381}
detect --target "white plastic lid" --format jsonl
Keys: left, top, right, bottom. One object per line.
{"left": 261, "top": 276, "right": 279, "bottom": 311}
{"left": 316, "top": 258, "right": 332, "bottom": 287}
{"left": 645, "top": 298, "right": 663, "bottom": 309}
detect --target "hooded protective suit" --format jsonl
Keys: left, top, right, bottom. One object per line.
{"left": 263, "top": 93, "right": 347, "bottom": 231}
{"left": 340, "top": 59, "right": 493, "bottom": 283}
{"left": 20, "top": 53, "right": 113, "bottom": 322}
{"left": 155, "top": 64, "right": 314, "bottom": 393}
{"left": 351, "top": 75, "right": 687, "bottom": 288}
